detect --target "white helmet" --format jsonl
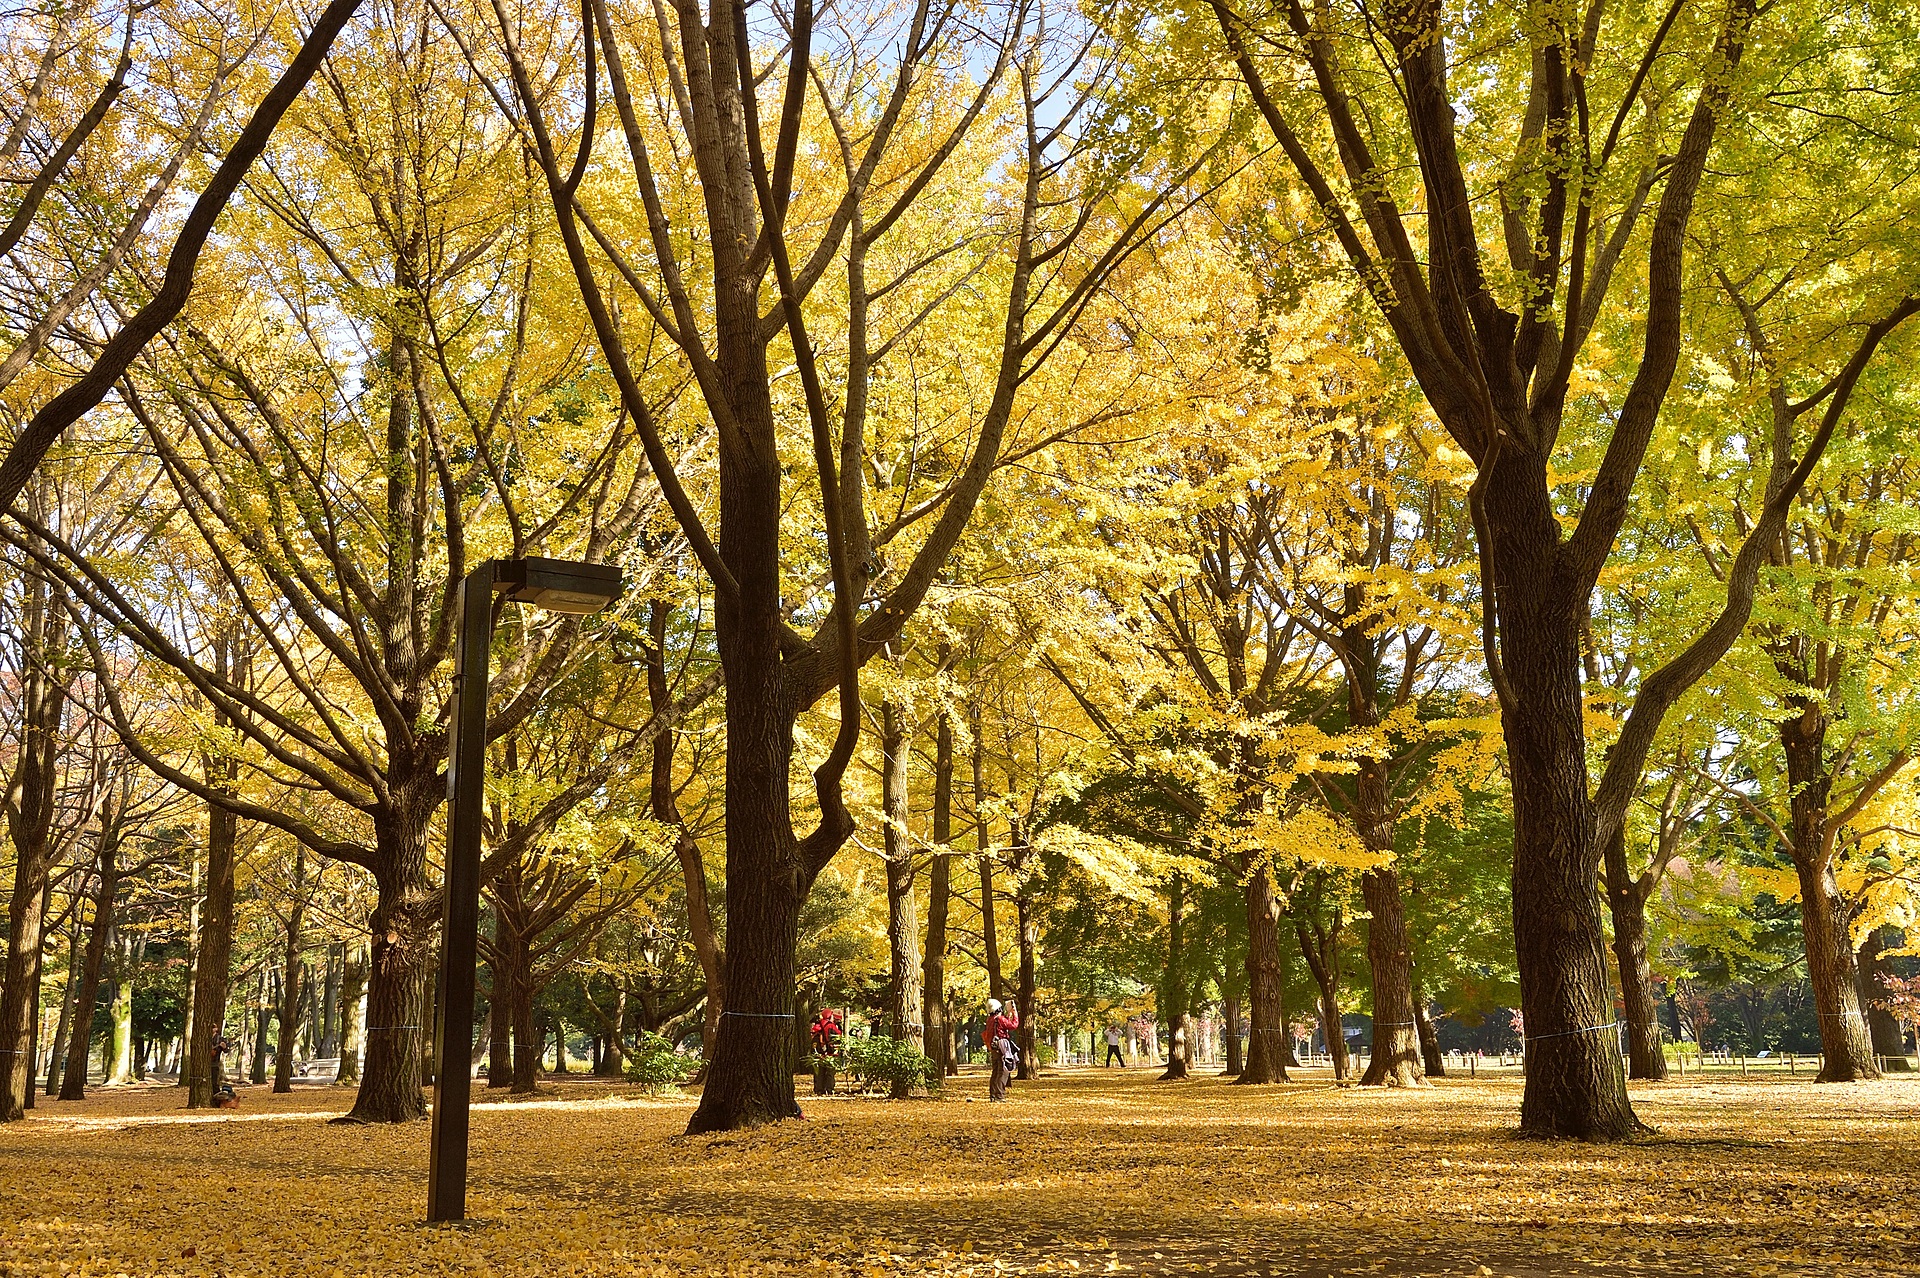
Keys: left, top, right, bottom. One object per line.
{"left": 988, "top": 998, "right": 1003, "bottom": 1014}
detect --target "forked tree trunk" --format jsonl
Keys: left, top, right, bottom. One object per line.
{"left": 1239, "top": 863, "right": 1288, "bottom": 1084}
{"left": 1603, "top": 823, "right": 1666, "bottom": 1080}
{"left": 1780, "top": 705, "right": 1876, "bottom": 1081}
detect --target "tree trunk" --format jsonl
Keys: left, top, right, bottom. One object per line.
{"left": 1238, "top": 862, "right": 1289, "bottom": 1084}
{"left": 1492, "top": 482, "right": 1639, "bottom": 1137}
{"left": 45, "top": 901, "right": 84, "bottom": 1096}
{"left": 1298, "top": 919, "right": 1350, "bottom": 1081}
{"left": 0, "top": 556, "right": 68, "bottom": 1122}
{"left": 105, "top": 934, "right": 136, "bottom": 1085}
{"left": 1016, "top": 894, "right": 1038, "bottom": 1080}
{"left": 340, "top": 788, "right": 437, "bottom": 1122}
{"left": 59, "top": 845, "right": 116, "bottom": 1099}
{"left": 187, "top": 768, "right": 239, "bottom": 1107}
{"left": 1222, "top": 994, "right": 1243, "bottom": 1076}
{"left": 1413, "top": 972, "right": 1445, "bottom": 1078}
{"left": 507, "top": 929, "right": 538, "bottom": 1095}
{"left": 1347, "top": 700, "right": 1420, "bottom": 1086}
{"left": 250, "top": 968, "right": 271, "bottom": 1084}
{"left": 1160, "top": 877, "right": 1189, "bottom": 1081}
{"left": 1779, "top": 704, "right": 1876, "bottom": 1081}
{"left": 1857, "top": 929, "right": 1911, "bottom": 1070}
{"left": 1357, "top": 863, "right": 1422, "bottom": 1086}
{"left": 336, "top": 941, "right": 367, "bottom": 1085}
{"left": 923, "top": 712, "right": 954, "bottom": 1078}
{"left": 273, "top": 859, "right": 306, "bottom": 1094}
{"left": 1603, "top": 822, "right": 1667, "bottom": 1080}
{"left": 593, "top": 989, "right": 627, "bottom": 1076}
{"left": 881, "top": 700, "right": 924, "bottom": 1096}
{"left": 320, "top": 944, "right": 341, "bottom": 1058}
{"left": 649, "top": 598, "right": 724, "bottom": 1061}
{"left": 487, "top": 914, "right": 514, "bottom": 1090}
{"left": 974, "top": 722, "right": 1005, "bottom": 1001}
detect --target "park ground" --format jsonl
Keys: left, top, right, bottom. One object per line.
{"left": 0, "top": 1068, "right": 1914, "bottom": 1277}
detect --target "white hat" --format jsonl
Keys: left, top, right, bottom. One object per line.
{"left": 988, "top": 998, "right": 1003, "bottom": 1013}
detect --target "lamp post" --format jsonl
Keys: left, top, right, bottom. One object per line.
{"left": 427, "top": 557, "right": 623, "bottom": 1224}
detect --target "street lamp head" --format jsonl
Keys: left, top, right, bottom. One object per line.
{"left": 493, "top": 557, "right": 624, "bottom": 614}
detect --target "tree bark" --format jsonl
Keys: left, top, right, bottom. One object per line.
{"left": 340, "top": 785, "right": 437, "bottom": 1121}
{"left": 1160, "top": 877, "right": 1189, "bottom": 1081}
{"left": 1602, "top": 823, "right": 1667, "bottom": 1080}
{"left": 1411, "top": 965, "right": 1445, "bottom": 1078}
{"left": 648, "top": 598, "right": 724, "bottom": 1061}
{"left": 1343, "top": 631, "right": 1420, "bottom": 1087}
{"left": 1238, "top": 862, "right": 1289, "bottom": 1084}
{"left": 1298, "top": 916, "right": 1350, "bottom": 1081}
{"left": 187, "top": 737, "right": 239, "bottom": 1107}
{"left": 319, "top": 944, "right": 341, "bottom": 1058}
{"left": 45, "top": 900, "right": 84, "bottom": 1096}
{"left": 59, "top": 843, "right": 116, "bottom": 1099}
{"left": 505, "top": 925, "right": 537, "bottom": 1095}
{"left": 881, "top": 699, "right": 924, "bottom": 1093}
{"left": 0, "top": 554, "right": 68, "bottom": 1121}
{"left": 1857, "top": 929, "right": 1910, "bottom": 1070}
{"left": 1357, "top": 861, "right": 1422, "bottom": 1086}
{"left": 923, "top": 712, "right": 954, "bottom": 1077}
{"left": 487, "top": 910, "right": 514, "bottom": 1090}
{"left": 249, "top": 968, "right": 270, "bottom": 1084}
{"left": 273, "top": 852, "right": 306, "bottom": 1093}
{"left": 1494, "top": 497, "right": 1638, "bottom": 1135}
{"left": 336, "top": 941, "right": 366, "bottom": 1085}
{"left": 1779, "top": 704, "right": 1877, "bottom": 1081}
{"left": 1016, "top": 889, "right": 1038, "bottom": 1081}
{"left": 973, "top": 716, "right": 1006, "bottom": 1006}
{"left": 1222, "top": 994, "right": 1243, "bottom": 1076}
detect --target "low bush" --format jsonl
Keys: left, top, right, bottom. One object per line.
{"left": 624, "top": 1031, "right": 700, "bottom": 1093}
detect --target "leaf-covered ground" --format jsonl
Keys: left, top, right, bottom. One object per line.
{"left": 1, "top": 1067, "right": 1913, "bottom": 1276}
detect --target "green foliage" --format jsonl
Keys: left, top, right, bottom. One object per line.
{"left": 840, "top": 1034, "right": 941, "bottom": 1095}
{"left": 623, "top": 1032, "right": 699, "bottom": 1094}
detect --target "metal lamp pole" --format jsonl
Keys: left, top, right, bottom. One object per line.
{"left": 427, "top": 557, "right": 623, "bottom": 1224}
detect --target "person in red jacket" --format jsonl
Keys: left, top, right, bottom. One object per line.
{"left": 810, "top": 1008, "right": 845, "bottom": 1096}
{"left": 987, "top": 998, "right": 1020, "bottom": 1102}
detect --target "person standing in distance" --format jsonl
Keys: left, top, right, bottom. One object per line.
{"left": 1104, "top": 1024, "right": 1125, "bottom": 1068}
{"left": 988, "top": 998, "right": 1020, "bottom": 1101}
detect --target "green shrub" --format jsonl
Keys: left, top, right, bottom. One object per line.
{"left": 624, "top": 1031, "right": 700, "bottom": 1093}
{"left": 843, "top": 1034, "right": 940, "bottom": 1095}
